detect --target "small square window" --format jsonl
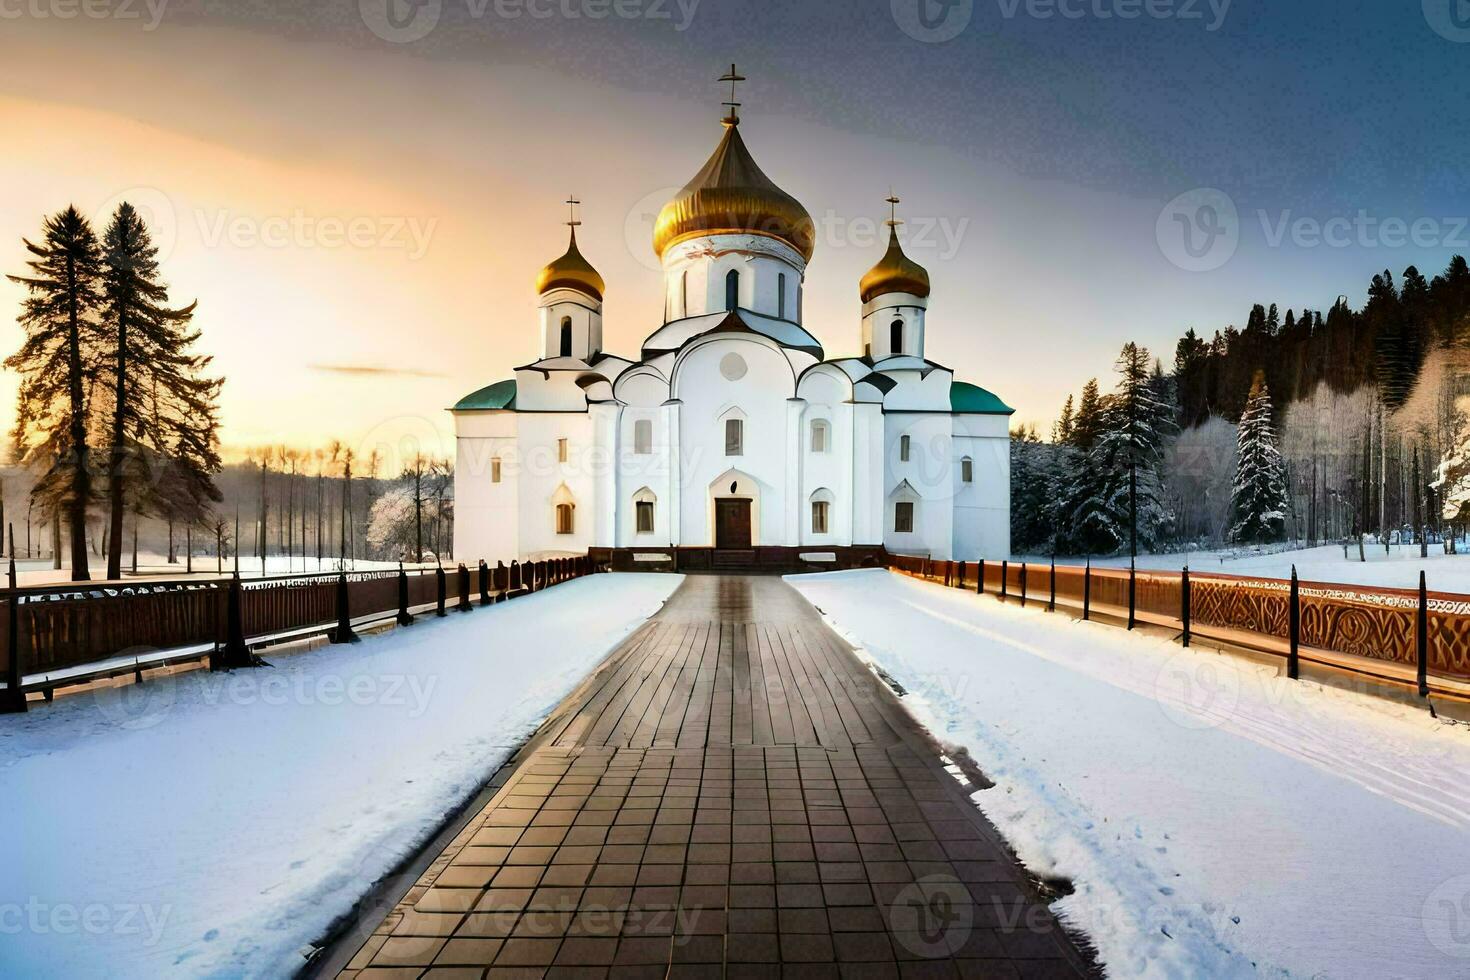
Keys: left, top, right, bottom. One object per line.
{"left": 894, "top": 501, "right": 914, "bottom": 533}
{"left": 961, "top": 458, "right": 973, "bottom": 483}
{"left": 811, "top": 420, "right": 828, "bottom": 453}
{"left": 555, "top": 503, "right": 574, "bottom": 534}
{"left": 634, "top": 419, "right": 653, "bottom": 455}
{"left": 725, "top": 418, "right": 743, "bottom": 456}
{"left": 491, "top": 458, "right": 502, "bottom": 483}
{"left": 811, "top": 500, "right": 829, "bottom": 534}
{"left": 557, "top": 438, "right": 568, "bottom": 463}
{"left": 636, "top": 500, "right": 655, "bottom": 534}
{"left": 899, "top": 435, "right": 911, "bottom": 462}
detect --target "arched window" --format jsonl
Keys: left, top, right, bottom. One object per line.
{"left": 778, "top": 272, "right": 787, "bottom": 319}
{"left": 961, "top": 456, "right": 974, "bottom": 483}
{"left": 890, "top": 318, "right": 904, "bottom": 354}
{"left": 810, "top": 488, "right": 834, "bottom": 535}
{"left": 810, "top": 419, "right": 829, "bottom": 453}
{"left": 899, "top": 434, "right": 911, "bottom": 462}
{"left": 724, "top": 417, "right": 744, "bottom": 456}
{"left": 555, "top": 503, "right": 575, "bottom": 534}
{"left": 633, "top": 487, "right": 657, "bottom": 535}
{"left": 559, "top": 316, "right": 573, "bottom": 357}
{"left": 725, "top": 269, "right": 739, "bottom": 311}
{"left": 633, "top": 419, "right": 653, "bottom": 455}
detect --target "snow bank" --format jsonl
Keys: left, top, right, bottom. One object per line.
{"left": 1020, "top": 543, "right": 1470, "bottom": 594}
{"left": 0, "top": 573, "right": 681, "bottom": 979}
{"left": 789, "top": 568, "right": 1470, "bottom": 979}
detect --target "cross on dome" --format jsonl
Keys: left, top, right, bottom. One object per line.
{"left": 564, "top": 195, "right": 582, "bottom": 230}
{"left": 719, "top": 63, "right": 746, "bottom": 126}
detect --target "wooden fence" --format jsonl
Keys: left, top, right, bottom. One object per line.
{"left": 0, "top": 556, "right": 595, "bottom": 712}
{"left": 886, "top": 554, "right": 1470, "bottom": 704}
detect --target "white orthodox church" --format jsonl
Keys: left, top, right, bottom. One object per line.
{"left": 452, "top": 79, "right": 1012, "bottom": 569}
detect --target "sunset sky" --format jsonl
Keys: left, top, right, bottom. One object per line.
{"left": 3, "top": 0, "right": 1467, "bottom": 465}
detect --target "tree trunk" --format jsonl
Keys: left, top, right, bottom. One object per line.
{"left": 105, "top": 304, "right": 128, "bottom": 580}
{"left": 65, "top": 249, "right": 91, "bottom": 581}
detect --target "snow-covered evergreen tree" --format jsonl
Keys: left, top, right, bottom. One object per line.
{"left": 1230, "top": 371, "right": 1290, "bottom": 543}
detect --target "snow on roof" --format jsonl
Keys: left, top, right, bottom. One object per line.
{"left": 642, "top": 309, "right": 823, "bottom": 358}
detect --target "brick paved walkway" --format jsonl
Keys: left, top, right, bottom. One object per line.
{"left": 339, "top": 575, "right": 1094, "bottom": 979}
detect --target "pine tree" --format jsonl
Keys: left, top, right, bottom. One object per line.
{"left": 1071, "top": 378, "right": 1102, "bottom": 451}
{"left": 98, "top": 201, "right": 222, "bottom": 579}
{"left": 1230, "top": 372, "right": 1290, "bottom": 544}
{"left": 6, "top": 206, "right": 104, "bottom": 580}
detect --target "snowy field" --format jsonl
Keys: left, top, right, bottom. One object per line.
{"left": 0, "top": 573, "right": 681, "bottom": 979}
{"left": 1018, "top": 542, "right": 1470, "bottom": 594}
{"left": 8, "top": 553, "right": 405, "bottom": 587}
{"left": 790, "top": 568, "right": 1470, "bottom": 979}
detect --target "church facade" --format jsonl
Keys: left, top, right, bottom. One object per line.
{"left": 452, "top": 95, "right": 1012, "bottom": 566}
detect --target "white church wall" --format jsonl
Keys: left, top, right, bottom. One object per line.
{"left": 662, "top": 235, "right": 805, "bottom": 322}
{"left": 861, "top": 293, "right": 927, "bottom": 360}
{"left": 513, "top": 368, "right": 590, "bottom": 413}
{"left": 538, "top": 288, "right": 601, "bottom": 359}
{"left": 672, "top": 336, "right": 795, "bottom": 546}
{"left": 452, "top": 412, "right": 519, "bottom": 562}
{"left": 514, "top": 412, "right": 597, "bottom": 558}
{"left": 617, "top": 403, "right": 674, "bottom": 546}
{"left": 883, "top": 412, "right": 955, "bottom": 559}
{"left": 952, "top": 414, "right": 1011, "bottom": 560}
{"left": 796, "top": 367, "right": 854, "bottom": 547}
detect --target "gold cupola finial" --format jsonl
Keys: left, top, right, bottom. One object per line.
{"left": 859, "top": 193, "right": 931, "bottom": 304}
{"left": 535, "top": 195, "right": 605, "bottom": 300}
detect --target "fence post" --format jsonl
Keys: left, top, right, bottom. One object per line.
{"left": 1001, "top": 560, "right": 1008, "bottom": 600}
{"left": 435, "top": 564, "right": 448, "bottom": 617}
{"left": 457, "top": 564, "right": 473, "bottom": 612}
{"left": 496, "top": 561, "right": 507, "bottom": 601}
{"left": 2, "top": 593, "right": 25, "bottom": 713}
{"left": 6, "top": 556, "right": 14, "bottom": 590}
{"left": 1019, "top": 563, "right": 1027, "bottom": 608}
{"left": 1287, "top": 565, "right": 1300, "bottom": 680}
{"left": 1083, "top": 558, "right": 1091, "bottom": 621}
{"left": 1418, "top": 570, "right": 1430, "bottom": 698}
{"left": 976, "top": 558, "right": 984, "bottom": 595}
{"left": 397, "top": 563, "right": 414, "bottom": 626}
{"left": 1180, "top": 566, "right": 1191, "bottom": 648}
{"left": 957, "top": 560, "right": 966, "bottom": 589}
{"left": 1127, "top": 559, "right": 1136, "bottom": 630}
{"left": 509, "top": 560, "right": 520, "bottom": 594}
{"left": 331, "top": 570, "right": 358, "bottom": 644}
{"left": 216, "top": 573, "right": 253, "bottom": 668}
{"left": 479, "top": 560, "right": 492, "bottom": 606}
{"left": 1048, "top": 555, "right": 1056, "bottom": 612}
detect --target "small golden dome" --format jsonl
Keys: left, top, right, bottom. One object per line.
{"left": 653, "top": 121, "right": 815, "bottom": 263}
{"left": 535, "top": 228, "right": 605, "bottom": 300}
{"left": 859, "top": 225, "right": 930, "bottom": 303}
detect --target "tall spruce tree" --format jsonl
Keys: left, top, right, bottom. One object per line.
{"left": 6, "top": 206, "right": 103, "bottom": 580}
{"left": 1230, "top": 372, "right": 1289, "bottom": 543}
{"left": 99, "top": 202, "right": 221, "bottom": 578}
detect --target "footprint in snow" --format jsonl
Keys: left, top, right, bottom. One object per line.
{"left": 203, "top": 929, "right": 219, "bottom": 942}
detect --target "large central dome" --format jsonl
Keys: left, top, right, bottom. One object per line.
{"left": 653, "top": 120, "right": 816, "bottom": 263}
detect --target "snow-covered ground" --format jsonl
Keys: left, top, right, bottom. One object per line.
{"left": 789, "top": 568, "right": 1470, "bottom": 979}
{"left": 1019, "top": 542, "right": 1470, "bottom": 594}
{"left": 8, "top": 553, "right": 406, "bottom": 587}
{"left": 0, "top": 573, "right": 681, "bottom": 979}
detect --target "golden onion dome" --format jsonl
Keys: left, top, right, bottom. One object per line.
{"left": 535, "top": 228, "right": 605, "bottom": 300}
{"left": 653, "top": 120, "right": 815, "bottom": 263}
{"left": 859, "top": 225, "right": 930, "bottom": 303}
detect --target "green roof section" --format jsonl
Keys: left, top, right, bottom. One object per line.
{"left": 950, "top": 381, "right": 1014, "bottom": 415}
{"left": 453, "top": 379, "right": 517, "bottom": 411}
